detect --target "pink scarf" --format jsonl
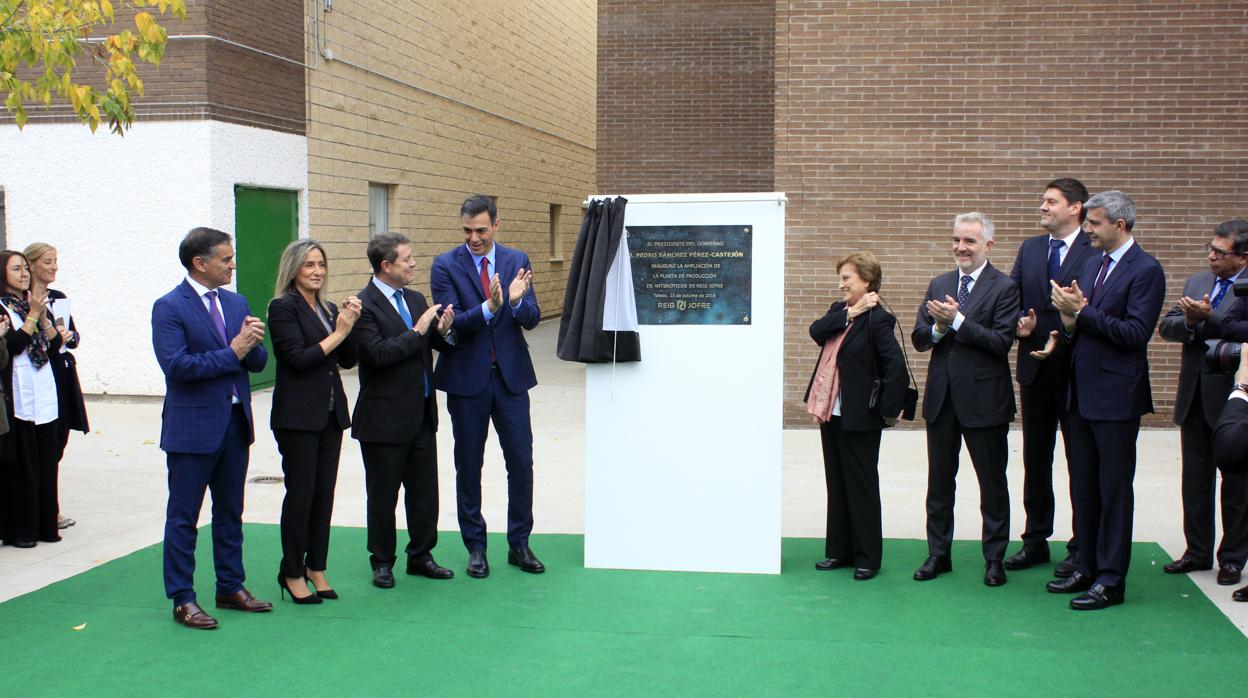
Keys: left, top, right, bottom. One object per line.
{"left": 806, "top": 328, "right": 849, "bottom": 423}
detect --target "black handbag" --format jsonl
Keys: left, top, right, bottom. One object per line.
{"left": 864, "top": 305, "right": 920, "bottom": 421}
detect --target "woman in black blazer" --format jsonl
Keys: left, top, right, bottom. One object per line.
{"left": 804, "top": 251, "right": 906, "bottom": 580}
{"left": 268, "top": 240, "right": 361, "bottom": 604}
{"left": 24, "top": 243, "right": 88, "bottom": 531}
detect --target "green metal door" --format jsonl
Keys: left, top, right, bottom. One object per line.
{"left": 235, "top": 186, "right": 297, "bottom": 390}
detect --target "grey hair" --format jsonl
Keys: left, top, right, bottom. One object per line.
{"left": 1085, "top": 190, "right": 1136, "bottom": 231}
{"left": 274, "top": 239, "right": 331, "bottom": 312}
{"left": 953, "top": 212, "right": 995, "bottom": 242}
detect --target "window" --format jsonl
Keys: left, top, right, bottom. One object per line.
{"left": 549, "top": 203, "right": 563, "bottom": 261}
{"left": 368, "top": 183, "right": 391, "bottom": 237}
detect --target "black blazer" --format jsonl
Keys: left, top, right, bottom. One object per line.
{"left": 912, "top": 262, "right": 1019, "bottom": 428}
{"left": 1159, "top": 270, "right": 1239, "bottom": 426}
{"left": 1214, "top": 397, "right": 1248, "bottom": 474}
{"left": 804, "top": 303, "right": 906, "bottom": 431}
{"left": 268, "top": 292, "right": 358, "bottom": 433}
{"left": 351, "top": 281, "right": 452, "bottom": 444}
{"left": 1009, "top": 231, "right": 1095, "bottom": 387}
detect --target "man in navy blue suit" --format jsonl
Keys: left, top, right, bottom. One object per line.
{"left": 1004, "top": 178, "right": 1095, "bottom": 577}
{"left": 152, "top": 227, "right": 271, "bottom": 629}
{"left": 1045, "top": 191, "right": 1166, "bottom": 610}
{"left": 431, "top": 194, "right": 544, "bottom": 579}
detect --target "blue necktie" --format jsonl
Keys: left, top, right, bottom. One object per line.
{"left": 393, "top": 290, "right": 429, "bottom": 397}
{"left": 956, "top": 275, "right": 972, "bottom": 306}
{"left": 1047, "top": 238, "right": 1065, "bottom": 281}
{"left": 1211, "top": 278, "right": 1232, "bottom": 309}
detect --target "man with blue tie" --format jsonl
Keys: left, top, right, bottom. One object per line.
{"left": 1046, "top": 190, "right": 1166, "bottom": 609}
{"left": 1158, "top": 219, "right": 1248, "bottom": 587}
{"left": 353, "top": 232, "right": 456, "bottom": 589}
{"left": 431, "top": 194, "right": 544, "bottom": 579}
{"left": 912, "top": 213, "right": 1020, "bottom": 587}
{"left": 1004, "top": 179, "right": 1096, "bottom": 577}
{"left": 152, "top": 227, "right": 271, "bottom": 629}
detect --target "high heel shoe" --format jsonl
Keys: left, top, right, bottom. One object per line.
{"left": 278, "top": 574, "right": 322, "bottom": 605}
{"left": 305, "top": 575, "right": 339, "bottom": 600}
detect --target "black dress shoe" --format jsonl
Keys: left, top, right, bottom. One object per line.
{"left": 913, "top": 556, "right": 952, "bottom": 581}
{"left": 1053, "top": 553, "right": 1079, "bottom": 578}
{"left": 466, "top": 550, "right": 489, "bottom": 578}
{"left": 407, "top": 558, "right": 454, "bottom": 580}
{"left": 1069, "top": 583, "right": 1124, "bottom": 610}
{"left": 1217, "top": 564, "right": 1242, "bottom": 586}
{"left": 1163, "top": 557, "right": 1212, "bottom": 574}
{"left": 815, "top": 558, "right": 852, "bottom": 571}
{"left": 1003, "top": 545, "right": 1050, "bottom": 571}
{"left": 508, "top": 546, "right": 545, "bottom": 574}
{"left": 9, "top": 539, "right": 36, "bottom": 549}
{"left": 372, "top": 565, "right": 395, "bottom": 589}
{"left": 853, "top": 568, "right": 877, "bottom": 581}
{"left": 1045, "top": 571, "right": 1092, "bottom": 594}
{"left": 1233, "top": 584, "right": 1248, "bottom": 602}
{"left": 984, "top": 561, "right": 1007, "bottom": 587}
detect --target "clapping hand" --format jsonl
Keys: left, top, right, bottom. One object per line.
{"left": 336, "top": 295, "right": 361, "bottom": 332}
{"left": 437, "top": 304, "right": 455, "bottom": 336}
{"left": 926, "top": 295, "right": 959, "bottom": 330}
{"left": 1029, "top": 330, "right": 1060, "bottom": 360}
{"left": 1017, "top": 309, "right": 1038, "bottom": 338}
{"left": 1178, "top": 294, "right": 1213, "bottom": 325}
{"left": 1049, "top": 280, "right": 1086, "bottom": 330}
{"left": 509, "top": 269, "right": 533, "bottom": 308}
{"left": 231, "top": 316, "right": 265, "bottom": 358}
{"left": 414, "top": 304, "right": 442, "bottom": 335}
{"left": 488, "top": 274, "right": 503, "bottom": 314}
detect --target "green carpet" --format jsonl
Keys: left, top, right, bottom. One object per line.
{"left": 1, "top": 527, "right": 1243, "bottom": 696}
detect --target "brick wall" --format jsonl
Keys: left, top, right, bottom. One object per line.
{"left": 307, "top": 0, "right": 597, "bottom": 314}
{"left": 597, "top": 0, "right": 775, "bottom": 194}
{"left": 776, "top": 1, "right": 1248, "bottom": 427}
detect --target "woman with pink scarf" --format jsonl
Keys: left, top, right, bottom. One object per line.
{"left": 804, "top": 251, "right": 906, "bottom": 580}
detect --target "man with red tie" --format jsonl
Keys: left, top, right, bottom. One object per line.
{"left": 1158, "top": 219, "right": 1248, "bottom": 587}
{"left": 1046, "top": 191, "right": 1166, "bottom": 609}
{"left": 431, "top": 195, "right": 544, "bottom": 579}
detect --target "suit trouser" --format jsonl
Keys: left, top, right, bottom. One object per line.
{"left": 1179, "top": 389, "right": 1248, "bottom": 567}
{"left": 275, "top": 424, "right": 344, "bottom": 578}
{"left": 819, "top": 418, "right": 883, "bottom": 570}
{"left": 1019, "top": 372, "right": 1079, "bottom": 554}
{"left": 1067, "top": 410, "right": 1138, "bottom": 589}
{"left": 163, "top": 405, "right": 249, "bottom": 607}
{"left": 924, "top": 393, "right": 1010, "bottom": 561}
{"left": 359, "top": 411, "right": 439, "bottom": 569}
{"left": 447, "top": 366, "right": 534, "bottom": 551}
{"left": 3, "top": 418, "right": 60, "bottom": 543}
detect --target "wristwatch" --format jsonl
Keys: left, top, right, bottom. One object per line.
{"left": 1235, "top": 383, "right": 1248, "bottom": 395}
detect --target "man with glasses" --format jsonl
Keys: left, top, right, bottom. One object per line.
{"left": 1159, "top": 219, "right": 1248, "bottom": 587}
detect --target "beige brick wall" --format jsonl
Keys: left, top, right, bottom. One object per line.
{"left": 306, "top": 0, "right": 597, "bottom": 314}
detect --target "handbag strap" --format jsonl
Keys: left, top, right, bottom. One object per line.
{"left": 874, "top": 299, "right": 918, "bottom": 390}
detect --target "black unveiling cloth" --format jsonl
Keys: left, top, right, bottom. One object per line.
{"left": 556, "top": 197, "right": 641, "bottom": 363}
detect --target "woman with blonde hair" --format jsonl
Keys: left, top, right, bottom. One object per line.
{"left": 24, "top": 242, "right": 87, "bottom": 530}
{"left": 804, "top": 251, "right": 907, "bottom": 580}
{"left": 268, "top": 239, "right": 361, "bottom": 603}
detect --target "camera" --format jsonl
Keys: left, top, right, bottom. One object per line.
{"left": 1204, "top": 279, "right": 1248, "bottom": 374}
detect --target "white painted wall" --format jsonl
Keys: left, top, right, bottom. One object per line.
{"left": 0, "top": 120, "right": 308, "bottom": 395}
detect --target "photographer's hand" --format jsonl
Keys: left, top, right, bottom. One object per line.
{"left": 1236, "top": 343, "right": 1248, "bottom": 388}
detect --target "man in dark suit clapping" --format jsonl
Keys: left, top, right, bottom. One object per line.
{"left": 352, "top": 232, "right": 455, "bottom": 589}
{"left": 1158, "top": 220, "right": 1248, "bottom": 587}
{"left": 1046, "top": 191, "right": 1166, "bottom": 610}
{"left": 1004, "top": 178, "right": 1096, "bottom": 577}
{"left": 151, "top": 227, "right": 271, "bottom": 629}
{"left": 912, "top": 212, "right": 1020, "bottom": 587}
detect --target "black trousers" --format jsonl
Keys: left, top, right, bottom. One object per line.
{"left": 1179, "top": 385, "right": 1248, "bottom": 567}
{"left": 358, "top": 412, "right": 439, "bottom": 569}
{"left": 819, "top": 418, "right": 883, "bottom": 570}
{"left": 1018, "top": 371, "right": 1078, "bottom": 554}
{"left": 275, "top": 423, "right": 344, "bottom": 578}
{"left": 924, "top": 394, "right": 1010, "bottom": 561}
{"left": 3, "top": 419, "right": 60, "bottom": 543}
{"left": 1067, "top": 410, "right": 1139, "bottom": 589}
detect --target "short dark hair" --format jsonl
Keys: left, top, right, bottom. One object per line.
{"left": 1214, "top": 218, "right": 1248, "bottom": 255}
{"left": 460, "top": 194, "right": 497, "bottom": 223}
{"left": 367, "top": 231, "right": 411, "bottom": 273}
{"left": 1045, "top": 178, "right": 1090, "bottom": 222}
{"left": 178, "top": 227, "right": 232, "bottom": 271}
{"left": 0, "top": 250, "right": 30, "bottom": 296}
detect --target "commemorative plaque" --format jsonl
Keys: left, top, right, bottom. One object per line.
{"left": 626, "top": 225, "right": 753, "bottom": 325}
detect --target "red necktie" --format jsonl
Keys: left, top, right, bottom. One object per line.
{"left": 480, "top": 257, "right": 491, "bottom": 299}
{"left": 1091, "top": 254, "right": 1113, "bottom": 302}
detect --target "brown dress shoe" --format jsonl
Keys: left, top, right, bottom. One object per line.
{"left": 215, "top": 588, "right": 274, "bottom": 613}
{"left": 173, "top": 601, "right": 219, "bottom": 629}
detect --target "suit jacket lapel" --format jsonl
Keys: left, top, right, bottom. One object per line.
{"left": 959, "top": 263, "right": 995, "bottom": 316}
{"left": 180, "top": 280, "right": 227, "bottom": 348}
{"left": 1091, "top": 245, "right": 1137, "bottom": 308}
{"left": 295, "top": 295, "right": 332, "bottom": 340}
{"left": 364, "top": 281, "right": 405, "bottom": 332}
{"left": 458, "top": 247, "right": 487, "bottom": 302}
{"left": 1211, "top": 272, "right": 1237, "bottom": 321}
{"left": 1057, "top": 233, "right": 1091, "bottom": 285}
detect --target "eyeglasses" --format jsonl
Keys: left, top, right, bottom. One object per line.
{"left": 1206, "top": 243, "right": 1243, "bottom": 259}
